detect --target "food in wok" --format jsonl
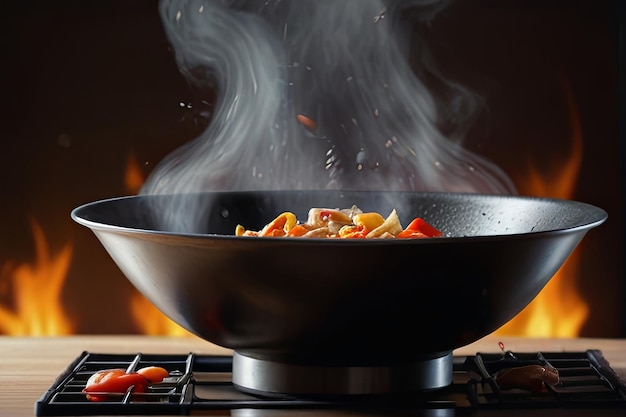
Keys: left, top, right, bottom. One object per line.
{"left": 235, "top": 206, "right": 443, "bottom": 239}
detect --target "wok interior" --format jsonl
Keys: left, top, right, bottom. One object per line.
{"left": 74, "top": 190, "right": 607, "bottom": 238}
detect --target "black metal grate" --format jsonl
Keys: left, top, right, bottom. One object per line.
{"left": 35, "top": 350, "right": 626, "bottom": 416}
{"left": 35, "top": 352, "right": 198, "bottom": 415}
{"left": 35, "top": 352, "right": 333, "bottom": 416}
{"left": 466, "top": 350, "right": 626, "bottom": 408}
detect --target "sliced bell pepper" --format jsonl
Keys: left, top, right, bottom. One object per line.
{"left": 287, "top": 224, "right": 309, "bottom": 237}
{"left": 338, "top": 225, "right": 366, "bottom": 238}
{"left": 258, "top": 212, "right": 297, "bottom": 237}
{"left": 352, "top": 212, "right": 385, "bottom": 232}
{"left": 398, "top": 217, "right": 442, "bottom": 238}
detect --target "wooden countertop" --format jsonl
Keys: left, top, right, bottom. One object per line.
{"left": 1, "top": 335, "right": 625, "bottom": 417}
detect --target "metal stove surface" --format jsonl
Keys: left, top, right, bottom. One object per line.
{"left": 36, "top": 350, "right": 626, "bottom": 416}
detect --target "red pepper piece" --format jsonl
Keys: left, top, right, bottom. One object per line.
{"left": 296, "top": 114, "right": 317, "bottom": 132}
{"left": 399, "top": 217, "right": 442, "bottom": 238}
{"left": 396, "top": 230, "right": 429, "bottom": 239}
{"left": 319, "top": 210, "right": 332, "bottom": 221}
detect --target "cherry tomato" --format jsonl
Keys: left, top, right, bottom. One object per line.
{"left": 83, "top": 369, "right": 148, "bottom": 402}
{"left": 83, "top": 366, "right": 169, "bottom": 402}
{"left": 136, "top": 366, "right": 169, "bottom": 383}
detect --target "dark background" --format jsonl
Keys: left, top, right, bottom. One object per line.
{"left": 0, "top": 0, "right": 623, "bottom": 336}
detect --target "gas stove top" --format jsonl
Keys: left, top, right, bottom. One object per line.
{"left": 36, "top": 349, "right": 626, "bottom": 416}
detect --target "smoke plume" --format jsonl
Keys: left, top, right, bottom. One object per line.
{"left": 141, "top": 0, "right": 516, "bottom": 232}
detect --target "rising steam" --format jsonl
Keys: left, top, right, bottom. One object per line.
{"left": 140, "top": 0, "right": 516, "bottom": 232}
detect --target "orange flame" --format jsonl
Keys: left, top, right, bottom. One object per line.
{"left": 130, "top": 295, "right": 194, "bottom": 336}
{"left": 496, "top": 76, "right": 587, "bottom": 337}
{"left": 0, "top": 220, "right": 74, "bottom": 335}
{"left": 124, "top": 150, "right": 192, "bottom": 336}
{"left": 125, "top": 150, "right": 146, "bottom": 194}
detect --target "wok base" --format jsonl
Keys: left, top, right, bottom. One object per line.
{"left": 231, "top": 350, "right": 453, "bottom": 396}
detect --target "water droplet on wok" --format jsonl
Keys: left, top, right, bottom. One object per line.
{"left": 356, "top": 149, "right": 367, "bottom": 164}
{"left": 221, "top": 209, "right": 230, "bottom": 218}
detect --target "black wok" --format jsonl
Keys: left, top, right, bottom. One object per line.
{"left": 71, "top": 190, "right": 606, "bottom": 365}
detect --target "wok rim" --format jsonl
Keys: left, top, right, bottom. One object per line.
{"left": 70, "top": 191, "right": 608, "bottom": 244}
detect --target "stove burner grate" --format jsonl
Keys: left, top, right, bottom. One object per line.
{"left": 467, "top": 350, "right": 626, "bottom": 408}
{"left": 35, "top": 350, "right": 626, "bottom": 416}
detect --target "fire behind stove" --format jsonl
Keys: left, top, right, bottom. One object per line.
{"left": 36, "top": 350, "right": 626, "bottom": 416}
